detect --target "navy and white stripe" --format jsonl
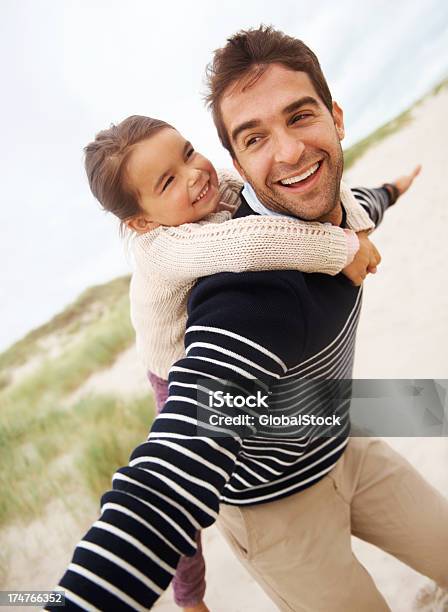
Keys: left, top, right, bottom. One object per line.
{"left": 50, "top": 187, "right": 392, "bottom": 610}
{"left": 351, "top": 186, "right": 390, "bottom": 227}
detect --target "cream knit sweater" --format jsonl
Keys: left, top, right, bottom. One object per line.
{"left": 129, "top": 171, "right": 375, "bottom": 379}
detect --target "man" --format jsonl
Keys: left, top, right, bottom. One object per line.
{"left": 51, "top": 27, "right": 447, "bottom": 611}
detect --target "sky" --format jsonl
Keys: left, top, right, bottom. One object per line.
{"left": 1, "top": 0, "right": 448, "bottom": 351}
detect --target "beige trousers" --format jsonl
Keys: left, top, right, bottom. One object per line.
{"left": 217, "top": 437, "right": 448, "bottom": 612}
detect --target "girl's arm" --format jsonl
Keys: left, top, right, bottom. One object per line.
{"left": 135, "top": 213, "right": 356, "bottom": 283}
{"left": 133, "top": 175, "right": 376, "bottom": 284}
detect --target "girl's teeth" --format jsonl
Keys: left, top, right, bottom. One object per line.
{"left": 280, "top": 162, "right": 319, "bottom": 185}
{"left": 195, "top": 182, "right": 209, "bottom": 202}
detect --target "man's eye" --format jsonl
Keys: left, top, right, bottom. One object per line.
{"left": 290, "top": 113, "right": 311, "bottom": 124}
{"left": 162, "top": 176, "right": 174, "bottom": 192}
{"left": 246, "top": 136, "right": 262, "bottom": 148}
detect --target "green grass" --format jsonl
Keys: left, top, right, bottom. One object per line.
{"left": 0, "top": 284, "right": 152, "bottom": 527}
{"left": 0, "top": 393, "right": 155, "bottom": 527}
{"left": 75, "top": 395, "right": 155, "bottom": 499}
{"left": 0, "top": 272, "right": 151, "bottom": 528}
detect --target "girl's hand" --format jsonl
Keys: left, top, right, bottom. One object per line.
{"left": 216, "top": 200, "right": 238, "bottom": 213}
{"left": 342, "top": 231, "right": 381, "bottom": 285}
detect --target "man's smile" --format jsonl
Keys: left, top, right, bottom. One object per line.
{"left": 278, "top": 160, "right": 321, "bottom": 185}
{"left": 274, "top": 159, "right": 323, "bottom": 194}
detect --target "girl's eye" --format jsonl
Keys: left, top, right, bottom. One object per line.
{"left": 162, "top": 176, "right": 174, "bottom": 192}
{"left": 186, "top": 147, "right": 195, "bottom": 159}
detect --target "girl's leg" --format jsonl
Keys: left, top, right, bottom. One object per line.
{"left": 147, "top": 371, "right": 170, "bottom": 412}
{"left": 172, "top": 531, "right": 206, "bottom": 607}
{"left": 147, "top": 371, "right": 208, "bottom": 609}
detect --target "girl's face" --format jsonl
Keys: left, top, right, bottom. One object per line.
{"left": 125, "top": 128, "right": 220, "bottom": 231}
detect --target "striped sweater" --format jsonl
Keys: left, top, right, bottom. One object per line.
{"left": 49, "top": 186, "right": 392, "bottom": 611}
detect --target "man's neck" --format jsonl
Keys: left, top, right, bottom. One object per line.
{"left": 317, "top": 202, "right": 343, "bottom": 226}
{"left": 242, "top": 182, "right": 344, "bottom": 226}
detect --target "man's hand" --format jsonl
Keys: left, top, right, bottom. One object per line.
{"left": 387, "top": 164, "right": 422, "bottom": 200}
{"left": 342, "top": 231, "right": 381, "bottom": 286}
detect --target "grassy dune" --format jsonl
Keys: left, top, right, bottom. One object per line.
{"left": 0, "top": 275, "right": 131, "bottom": 385}
{"left": 0, "top": 276, "right": 154, "bottom": 530}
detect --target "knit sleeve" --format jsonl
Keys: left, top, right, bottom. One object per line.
{"left": 135, "top": 214, "right": 352, "bottom": 283}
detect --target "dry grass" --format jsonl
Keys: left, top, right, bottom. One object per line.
{"left": 0, "top": 273, "right": 154, "bottom": 528}
{"left": 0, "top": 275, "right": 130, "bottom": 377}
{"left": 0, "top": 393, "right": 154, "bottom": 527}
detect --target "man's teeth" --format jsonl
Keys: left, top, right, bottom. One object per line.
{"left": 280, "top": 162, "right": 320, "bottom": 186}
{"left": 194, "top": 182, "right": 209, "bottom": 202}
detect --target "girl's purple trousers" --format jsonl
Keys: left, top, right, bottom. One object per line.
{"left": 148, "top": 372, "right": 206, "bottom": 608}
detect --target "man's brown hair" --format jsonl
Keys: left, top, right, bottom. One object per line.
{"left": 84, "top": 115, "right": 172, "bottom": 233}
{"left": 205, "top": 25, "right": 333, "bottom": 157}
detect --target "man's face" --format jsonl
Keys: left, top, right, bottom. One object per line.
{"left": 220, "top": 64, "right": 345, "bottom": 222}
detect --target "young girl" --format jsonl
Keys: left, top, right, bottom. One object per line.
{"left": 83, "top": 114, "right": 378, "bottom": 612}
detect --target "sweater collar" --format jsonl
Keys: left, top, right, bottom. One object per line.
{"left": 242, "top": 182, "right": 295, "bottom": 219}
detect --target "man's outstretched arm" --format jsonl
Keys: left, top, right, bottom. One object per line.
{"left": 351, "top": 165, "right": 421, "bottom": 228}
{"left": 47, "top": 273, "right": 304, "bottom": 611}
{"left": 343, "top": 170, "right": 421, "bottom": 284}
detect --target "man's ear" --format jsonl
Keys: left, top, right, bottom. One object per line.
{"left": 125, "top": 214, "right": 159, "bottom": 234}
{"left": 232, "top": 157, "right": 248, "bottom": 181}
{"left": 332, "top": 101, "right": 345, "bottom": 141}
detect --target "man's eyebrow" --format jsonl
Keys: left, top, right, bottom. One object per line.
{"left": 154, "top": 140, "right": 191, "bottom": 193}
{"left": 282, "top": 96, "right": 320, "bottom": 115}
{"left": 230, "top": 97, "right": 320, "bottom": 145}
{"left": 231, "top": 120, "right": 261, "bottom": 145}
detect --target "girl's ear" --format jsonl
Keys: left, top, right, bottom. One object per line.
{"left": 125, "top": 214, "right": 160, "bottom": 234}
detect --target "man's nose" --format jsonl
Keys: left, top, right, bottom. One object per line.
{"left": 272, "top": 132, "right": 305, "bottom": 166}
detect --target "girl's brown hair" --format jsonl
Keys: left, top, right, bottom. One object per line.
{"left": 84, "top": 115, "right": 173, "bottom": 232}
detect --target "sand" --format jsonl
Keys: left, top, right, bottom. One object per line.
{"left": 348, "top": 88, "right": 448, "bottom": 380}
